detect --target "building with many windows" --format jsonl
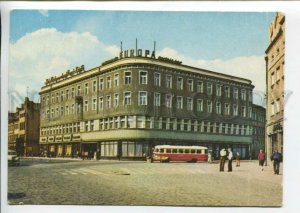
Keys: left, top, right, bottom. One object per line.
{"left": 265, "top": 12, "right": 285, "bottom": 160}
{"left": 39, "top": 51, "right": 255, "bottom": 160}
{"left": 8, "top": 97, "right": 40, "bottom": 156}
{"left": 251, "top": 104, "right": 266, "bottom": 158}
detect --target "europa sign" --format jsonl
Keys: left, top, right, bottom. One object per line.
{"left": 119, "top": 49, "right": 156, "bottom": 59}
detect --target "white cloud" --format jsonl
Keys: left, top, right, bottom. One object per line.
{"left": 8, "top": 28, "right": 117, "bottom": 110}
{"left": 38, "top": 10, "right": 49, "bottom": 17}
{"left": 158, "top": 47, "right": 266, "bottom": 106}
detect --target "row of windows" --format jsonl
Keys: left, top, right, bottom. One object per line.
{"left": 41, "top": 92, "right": 252, "bottom": 119}
{"left": 42, "top": 71, "right": 252, "bottom": 106}
{"left": 271, "top": 98, "right": 282, "bottom": 116}
{"left": 41, "top": 116, "right": 253, "bottom": 136}
{"left": 270, "top": 62, "right": 284, "bottom": 88}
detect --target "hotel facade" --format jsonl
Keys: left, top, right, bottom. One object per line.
{"left": 265, "top": 12, "right": 285, "bottom": 160}
{"left": 39, "top": 50, "right": 255, "bottom": 160}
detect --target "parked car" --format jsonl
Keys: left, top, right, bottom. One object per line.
{"left": 8, "top": 150, "right": 20, "bottom": 166}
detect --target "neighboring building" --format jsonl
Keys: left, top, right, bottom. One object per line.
{"left": 8, "top": 97, "right": 40, "bottom": 156}
{"left": 265, "top": 12, "right": 285, "bottom": 160}
{"left": 251, "top": 104, "right": 266, "bottom": 158}
{"left": 39, "top": 50, "right": 254, "bottom": 160}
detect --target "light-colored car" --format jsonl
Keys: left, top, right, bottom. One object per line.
{"left": 8, "top": 150, "right": 20, "bottom": 166}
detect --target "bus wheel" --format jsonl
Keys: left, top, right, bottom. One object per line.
{"left": 191, "top": 158, "right": 197, "bottom": 163}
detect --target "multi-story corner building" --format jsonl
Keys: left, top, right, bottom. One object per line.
{"left": 39, "top": 49, "right": 254, "bottom": 160}
{"left": 265, "top": 12, "right": 285, "bottom": 160}
{"left": 8, "top": 97, "right": 40, "bottom": 156}
{"left": 251, "top": 104, "right": 266, "bottom": 158}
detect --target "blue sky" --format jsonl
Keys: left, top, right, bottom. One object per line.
{"left": 9, "top": 10, "right": 276, "bottom": 109}
{"left": 10, "top": 10, "right": 275, "bottom": 60}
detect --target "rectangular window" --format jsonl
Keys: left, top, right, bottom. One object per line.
{"left": 241, "top": 89, "right": 246, "bottom": 100}
{"left": 154, "top": 93, "right": 161, "bottom": 106}
{"left": 65, "top": 106, "right": 69, "bottom": 115}
{"left": 197, "top": 81, "right": 203, "bottom": 93}
{"left": 207, "top": 100, "right": 212, "bottom": 113}
{"left": 114, "top": 73, "right": 119, "bottom": 87}
{"left": 166, "top": 94, "right": 172, "bottom": 108}
{"left": 124, "top": 71, "right": 131, "bottom": 85}
{"left": 90, "top": 121, "right": 94, "bottom": 131}
{"left": 139, "top": 71, "right": 148, "bottom": 85}
{"left": 216, "top": 84, "right": 222, "bottom": 96}
{"left": 61, "top": 91, "right": 64, "bottom": 101}
{"left": 92, "top": 99, "right": 97, "bottom": 110}
{"left": 276, "top": 67, "right": 280, "bottom": 81}
{"left": 137, "top": 116, "right": 145, "bottom": 128}
{"left": 51, "top": 109, "right": 54, "bottom": 118}
{"left": 271, "top": 72, "right": 275, "bottom": 85}
{"left": 99, "top": 97, "right": 103, "bottom": 110}
{"left": 207, "top": 83, "right": 213, "bottom": 95}
{"left": 166, "top": 75, "right": 172, "bottom": 88}
{"left": 216, "top": 102, "right": 221, "bottom": 114}
{"left": 84, "top": 100, "right": 88, "bottom": 111}
{"left": 60, "top": 106, "right": 64, "bottom": 116}
{"left": 106, "top": 95, "right": 111, "bottom": 109}
{"left": 106, "top": 76, "right": 111, "bottom": 89}
{"left": 187, "top": 97, "right": 193, "bottom": 111}
{"left": 114, "top": 93, "right": 119, "bottom": 107}
{"left": 71, "top": 88, "right": 75, "bottom": 98}
{"left": 139, "top": 91, "right": 147, "bottom": 105}
{"left": 233, "top": 88, "right": 238, "bottom": 99}
{"left": 225, "top": 103, "right": 230, "bottom": 115}
{"left": 77, "top": 85, "right": 81, "bottom": 96}
{"left": 124, "top": 92, "right": 131, "bottom": 105}
{"left": 85, "top": 83, "right": 89, "bottom": 95}
{"left": 177, "top": 96, "right": 183, "bottom": 109}
{"left": 197, "top": 99, "right": 203, "bottom": 112}
{"left": 71, "top": 104, "right": 75, "bottom": 114}
{"left": 249, "top": 91, "right": 253, "bottom": 102}
{"left": 187, "top": 79, "right": 194, "bottom": 92}
{"left": 177, "top": 77, "right": 183, "bottom": 90}
{"left": 93, "top": 80, "right": 97, "bottom": 92}
{"left": 241, "top": 106, "right": 246, "bottom": 117}
{"left": 233, "top": 104, "right": 238, "bottom": 116}
{"left": 248, "top": 107, "right": 252, "bottom": 118}
{"left": 276, "top": 99, "right": 280, "bottom": 113}
{"left": 225, "top": 86, "right": 230, "bottom": 98}
{"left": 66, "top": 90, "right": 69, "bottom": 99}
{"left": 51, "top": 94, "right": 54, "bottom": 103}
{"left": 99, "top": 78, "right": 104, "bottom": 91}
{"left": 271, "top": 102, "right": 275, "bottom": 115}
{"left": 154, "top": 72, "right": 161, "bottom": 86}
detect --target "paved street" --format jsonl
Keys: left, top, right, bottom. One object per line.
{"left": 7, "top": 158, "right": 282, "bottom": 206}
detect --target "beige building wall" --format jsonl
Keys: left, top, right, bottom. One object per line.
{"left": 265, "top": 12, "right": 285, "bottom": 161}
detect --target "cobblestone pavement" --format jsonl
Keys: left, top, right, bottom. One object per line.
{"left": 7, "top": 159, "right": 282, "bottom": 206}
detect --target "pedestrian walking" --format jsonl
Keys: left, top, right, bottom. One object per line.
{"left": 258, "top": 149, "right": 265, "bottom": 171}
{"left": 271, "top": 150, "right": 283, "bottom": 175}
{"left": 236, "top": 152, "right": 240, "bottom": 167}
{"left": 219, "top": 148, "right": 227, "bottom": 172}
{"left": 227, "top": 148, "right": 233, "bottom": 172}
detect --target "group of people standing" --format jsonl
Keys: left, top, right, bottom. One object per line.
{"left": 220, "top": 148, "right": 282, "bottom": 175}
{"left": 219, "top": 148, "right": 235, "bottom": 172}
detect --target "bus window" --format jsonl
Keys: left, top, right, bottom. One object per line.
{"left": 166, "top": 149, "right": 171, "bottom": 153}
{"left": 160, "top": 149, "right": 164, "bottom": 153}
{"left": 172, "top": 149, "right": 178, "bottom": 153}
{"left": 184, "top": 149, "right": 189, "bottom": 154}
{"left": 191, "top": 149, "right": 196, "bottom": 154}
{"left": 196, "top": 149, "right": 201, "bottom": 154}
{"left": 155, "top": 148, "right": 159, "bottom": 152}
{"left": 179, "top": 149, "right": 183, "bottom": 153}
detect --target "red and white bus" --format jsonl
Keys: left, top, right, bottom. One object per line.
{"left": 152, "top": 145, "right": 208, "bottom": 163}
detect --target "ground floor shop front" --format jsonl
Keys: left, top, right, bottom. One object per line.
{"left": 39, "top": 140, "right": 250, "bottom": 160}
